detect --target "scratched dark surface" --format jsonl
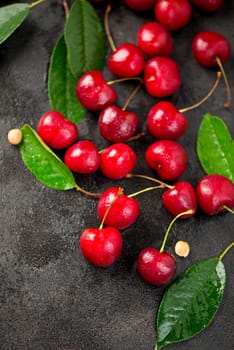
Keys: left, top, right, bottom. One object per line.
{"left": 0, "top": 1, "right": 234, "bottom": 350}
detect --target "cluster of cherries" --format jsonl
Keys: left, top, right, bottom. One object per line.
{"left": 13, "top": 0, "right": 234, "bottom": 286}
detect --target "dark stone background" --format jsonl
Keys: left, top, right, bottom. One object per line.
{"left": 0, "top": 1, "right": 233, "bottom": 349}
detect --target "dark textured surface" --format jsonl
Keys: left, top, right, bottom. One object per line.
{"left": 0, "top": 1, "right": 234, "bottom": 350}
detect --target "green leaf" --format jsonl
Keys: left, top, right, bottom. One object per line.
{"left": 19, "top": 124, "right": 77, "bottom": 190}
{"left": 64, "top": 0, "right": 105, "bottom": 79}
{"left": 48, "top": 35, "right": 87, "bottom": 124}
{"left": 197, "top": 113, "right": 234, "bottom": 182}
{"left": 0, "top": 4, "right": 29, "bottom": 45}
{"left": 156, "top": 258, "right": 225, "bottom": 349}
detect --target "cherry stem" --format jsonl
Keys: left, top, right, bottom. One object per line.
{"left": 223, "top": 205, "right": 234, "bottom": 214}
{"left": 219, "top": 241, "right": 234, "bottom": 261}
{"left": 126, "top": 131, "right": 145, "bottom": 142}
{"left": 99, "top": 188, "right": 124, "bottom": 229}
{"left": 126, "top": 173, "right": 173, "bottom": 189}
{"left": 122, "top": 82, "right": 143, "bottom": 111}
{"left": 216, "top": 57, "right": 231, "bottom": 108}
{"left": 61, "top": 0, "right": 69, "bottom": 18}
{"left": 104, "top": 4, "right": 116, "bottom": 52}
{"left": 160, "top": 209, "right": 195, "bottom": 253}
{"left": 179, "top": 71, "right": 222, "bottom": 113}
{"left": 76, "top": 185, "right": 101, "bottom": 198}
{"left": 29, "top": 0, "right": 47, "bottom": 8}
{"left": 128, "top": 185, "right": 163, "bottom": 198}
{"left": 107, "top": 77, "right": 144, "bottom": 85}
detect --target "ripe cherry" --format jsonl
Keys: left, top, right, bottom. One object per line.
{"left": 145, "top": 140, "right": 187, "bottom": 181}
{"left": 144, "top": 57, "right": 181, "bottom": 98}
{"left": 98, "top": 105, "right": 139, "bottom": 143}
{"left": 192, "top": 31, "right": 231, "bottom": 68}
{"left": 107, "top": 43, "right": 145, "bottom": 78}
{"left": 124, "top": 0, "right": 156, "bottom": 12}
{"left": 97, "top": 187, "right": 140, "bottom": 229}
{"left": 37, "top": 111, "right": 78, "bottom": 150}
{"left": 162, "top": 181, "right": 197, "bottom": 218}
{"left": 137, "top": 21, "right": 174, "bottom": 57}
{"left": 146, "top": 101, "right": 188, "bottom": 139}
{"left": 154, "top": 0, "right": 192, "bottom": 31}
{"left": 191, "top": 0, "right": 224, "bottom": 12}
{"left": 196, "top": 174, "right": 234, "bottom": 215}
{"left": 80, "top": 227, "right": 123, "bottom": 267}
{"left": 100, "top": 143, "right": 137, "bottom": 180}
{"left": 137, "top": 247, "right": 177, "bottom": 285}
{"left": 64, "top": 140, "right": 100, "bottom": 174}
{"left": 75, "top": 70, "right": 117, "bottom": 111}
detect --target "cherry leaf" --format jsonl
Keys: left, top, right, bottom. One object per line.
{"left": 19, "top": 124, "right": 77, "bottom": 190}
{"left": 64, "top": 0, "right": 105, "bottom": 79}
{"left": 156, "top": 257, "right": 225, "bottom": 349}
{"left": 0, "top": 3, "right": 29, "bottom": 45}
{"left": 197, "top": 113, "right": 234, "bottom": 182}
{"left": 48, "top": 35, "right": 87, "bottom": 124}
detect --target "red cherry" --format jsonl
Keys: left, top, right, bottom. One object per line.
{"left": 192, "top": 31, "right": 231, "bottom": 68}
{"left": 162, "top": 181, "right": 197, "bottom": 218}
{"left": 97, "top": 187, "right": 140, "bottom": 229}
{"left": 37, "top": 111, "right": 78, "bottom": 150}
{"left": 196, "top": 174, "right": 234, "bottom": 215}
{"left": 144, "top": 57, "right": 181, "bottom": 98}
{"left": 64, "top": 140, "right": 100, "bottom": 174}
{"left": 154, "top": 0, "right": 192, "bottom": 31}
{"left": 191, "top": 0, "right": 224, "bottom": 12}
{"left": 137, "top": 21, "right": 174, "bottom": 57}
{"left": 124, "top": 0, "right": 156, "bottom": 12}
{"left": 80, "top": 227, "right": 123, "bottom": 267}
{"left": 145, "top": 140, "right": 187, "bottom": 181}
{"left": 75, "top": 70, "right": 117, "bottom": 111}
{"left": 98, "top": 105, "right": 139, "bottom": 143}
{"left": 146, "top": 101, "right": 188, "bottom": 139}
{"left": 100, "top": 143, "right": 137, "bottom": 180}
{"left": 137, "top": 247, "right": 177, "bottom": 285}
{"left": 107, "top": 43, "right": 145, "bottom": 78}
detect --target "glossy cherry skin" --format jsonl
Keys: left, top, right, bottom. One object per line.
{"left": 124, "top": 0, "right": 156, "bottom": 12}
{"left": 144, "top": 57, "right": 181, "bottom": 98}
{"left": 80, "top": 227, "right": 123, "bottom": 267}
{"left": 98, "top": 105, "right": 139, "bottom": 143}
{"left": 137, "top": 247, "right": 177, "bottom": 285}
{"left": 100, "top": 143, "right": 137, "bottom": 180}
{"left": 192, "top": 31, "right": 231, "bottom": 68}
{"left": 145, "top": 140, "right": 187, "bottom": 181}
{"left": 191, "top": 0, "right": 224, "bottom": 12}
{"left": 64, "top": 140, "right": 100, "bottom": 174}
{"left": 98, "top": 187, "right": 140, "bottom": 229}
{"left": 137, "top": 21, "right": 173, "bottom": 57}
{"left": 75, "top": 70, "right": 117, "bottom": 111}
{"left": 154, "top": 0, "right": 192, "bottom": 31}
{"left": 37, "top": 111, "right": 78, "bottom": 150}
{"left": 146, "top": 101, "right": 188, "bottom": 139}
{"left": 108, "top": 43, "right": 145, "bottom": 78}
{"left": 162, "top": 181, "right": 197, "bottom": 218}
{"left": 196, "top": 174, "right": 234, "bottom": 215}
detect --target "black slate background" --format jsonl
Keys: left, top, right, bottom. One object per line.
{"left": 0, "top": 1, "right": 234, "bottom": 350}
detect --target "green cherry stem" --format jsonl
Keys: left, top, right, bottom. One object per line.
{"left": 219, "top": 241, "right": 234, "bottom": 261}
{"left": 160, "top": 209, "right": 195, "bottom": 253}
{"left": 216, "top": 57, "right": 231, "bottom": 108}
{"left": 122, "top": 82, "right": 143, "bottom": 111}
{"left": 223, "top": 205, "right": 234, "bottom": 214}
{"left": 104, "top": 4, "right": 116, "bottom": 52}
{"left": 61, "top": 0, "right": 70, "bottom": 18}
{"left": 128, "top": 185, "right": 163, "bottom": 198}
{"left": 179, "top": 71, "right": 222, "bottom": 113}
{"left": 126, "top": 173, "right": 173, "bottom": 189}
{"left": 107, "top": 77, "right": 144, "bottom": 85}
{"left": 29, "top": 0, "right": 47, "bottom": 8}
{"left": 99, "top": 188, "right": 124, "bottom": 229}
